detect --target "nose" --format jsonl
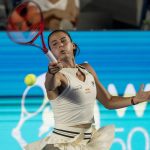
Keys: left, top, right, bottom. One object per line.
{"left": 59, "top": 42, "right": 64, "bottom": 48}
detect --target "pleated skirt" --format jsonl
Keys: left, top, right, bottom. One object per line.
{"left": 24, "top": 124, "right": 115, "bottom": 150}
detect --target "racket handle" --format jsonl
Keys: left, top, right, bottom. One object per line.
{"left": 45, "top": 51, "right": 57, "bottom": 63}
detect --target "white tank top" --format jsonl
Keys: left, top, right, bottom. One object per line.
{"left": 50, "top": 65, "right": 97, "bottom": 127}
{"left": 31, "top": 0, "right": 80, "bottom": 12}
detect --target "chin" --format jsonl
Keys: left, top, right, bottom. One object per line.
{"left": 60, "top": 55, "right": 71, "bottom": 60}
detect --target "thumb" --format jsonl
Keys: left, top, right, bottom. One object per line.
{"left": 58, "top": 62, "right": 63, "bottom": 69}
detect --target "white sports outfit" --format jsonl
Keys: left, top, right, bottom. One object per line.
{"left": 51, "top": 65, "right": 97, "bottom": 127}
{"left": 24, "top": 65, "right": 115, "bottom": 150}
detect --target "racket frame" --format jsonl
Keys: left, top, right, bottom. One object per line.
{"left": 7, "top": 1, "right": 57, "bottom": 62}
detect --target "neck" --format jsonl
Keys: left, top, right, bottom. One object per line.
{"left": 60, "top": 58, "right": 76, "bottom": 68}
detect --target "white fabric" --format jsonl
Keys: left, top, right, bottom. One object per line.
{"left": 24, "top": 65, "right": 115, "bottom": 150}
{"left": 75, "top": 0, "right": 80, "bottom": 8}
{"left": 50, "top": 65, "right": 97, "bottom": 127}
{"left": 24, "top": 125, "right": 115, "bottom": 150}
{"left": 30, "top": 0, "right": 80, "bottom": 12}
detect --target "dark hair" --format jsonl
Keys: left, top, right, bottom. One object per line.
{"left": 48, "top": 30, "right": 80, "bottom": 57}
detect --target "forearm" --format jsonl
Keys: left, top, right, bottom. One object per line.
{"left": 104, "top": 89, "right": 149, "bottom": 110}
{"left": 87, "top": 63, "right": 150, "bottom": 110}
{"left": 105, "top": 96, "right": 134, "bottom": 109}
{"left": 45, "top": 73, "right": 61, "bottom": 91}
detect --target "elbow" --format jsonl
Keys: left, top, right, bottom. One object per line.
{"left": 97, "top": 96, "right": 114, "bottom": 110}
{"left": 103, "top": 98, "right": 115, "bottom": 110}
{"left": 104, "top": 101, "right": 120, "bottom": 110}
{"left": 104, "top": 103, "right": 114, "bottom": 110}
{"left": 103, "top": 95, "right": 116, "bottom": 110}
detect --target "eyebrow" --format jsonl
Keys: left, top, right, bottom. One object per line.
{"left": 60, "top": 37, "right": 66, "bottom": 40}
{"left": 51, "top": 40, "right": 57, "bottom": 43}
{"left": 51, "top": 37, "right": 67, "bottom": 43}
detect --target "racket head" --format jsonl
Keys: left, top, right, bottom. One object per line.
{"left": 7, "top": 1, "right": 44, "bottom": 44}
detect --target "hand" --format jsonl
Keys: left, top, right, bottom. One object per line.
{"left": 133, "top": 84, "right": 150, "bottom": 104}
{"left": 48, "top": 62, "right": 63, "bottom": 75}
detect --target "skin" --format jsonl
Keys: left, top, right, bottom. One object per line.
{"left": 11, "top": 11, "right": 29, "bottom": 31}
{"left": 45, "top": 31, "right": 150, "bottom": 128}
{"left": 10, "top": 4, "right": 41, "bottom": 31}
{"left": 42, "top": 0, "right": 79, "bottom": 30}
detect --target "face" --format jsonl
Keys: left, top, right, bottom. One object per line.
{"left": 49, "top": 32, "right": 75, "bottom": 61}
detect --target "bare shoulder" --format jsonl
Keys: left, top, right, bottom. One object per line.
{"left": 79, "top": 63, "right": 97, "bottom": 78}
{"left": 79, "top": 63, "right": 94, "bottom": 73}
{"left": 79, "top": 63, "right": 92, "bottom": 69}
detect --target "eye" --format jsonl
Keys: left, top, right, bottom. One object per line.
{"left": 53, "top": 42, "right": 58, "bottom": 46}
{"left": 61, "top": 38, "right": 66, "bottom": 43}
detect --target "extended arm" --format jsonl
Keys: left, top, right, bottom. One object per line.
{"left": 83, "top": 63, "right": 150, "bottom": 109}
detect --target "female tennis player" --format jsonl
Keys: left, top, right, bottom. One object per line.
{"left": 25, "top": 30, "right": 150, "bottom": 150}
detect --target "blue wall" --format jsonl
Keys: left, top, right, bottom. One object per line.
{"left": 0, "top": 31, "right": 150, "bottom": 150}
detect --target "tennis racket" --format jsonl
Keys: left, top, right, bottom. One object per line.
{"left": 7, "top": 1, "right": 57, "bottom": 62}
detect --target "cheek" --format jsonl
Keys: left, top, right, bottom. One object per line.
{"left": 66, "top": 43, "right": 74, "bottom": 52}
{"left": 51, "top": 49, "right": 59, "bottom": 56}
{"left": 69, "top": 44, "right": 74, "bottom": 54}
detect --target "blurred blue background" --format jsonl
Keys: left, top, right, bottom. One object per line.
{"left": 0, "top": 31, "right": 150, "bottom": 150}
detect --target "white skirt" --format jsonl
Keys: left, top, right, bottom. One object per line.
{"left": 24, "top": 124, "right": 115, "bottom": 150}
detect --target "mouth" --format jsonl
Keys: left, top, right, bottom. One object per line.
{"left": 60, "top": 50, "right": 66, "bottom": 54}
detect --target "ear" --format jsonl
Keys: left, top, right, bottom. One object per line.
{"left": 72, "top": 43, "right": 76, "bottom": 49}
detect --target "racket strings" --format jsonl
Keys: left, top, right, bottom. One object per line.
{"left": 7, "top": 1, "right": 43, "bottom": 43}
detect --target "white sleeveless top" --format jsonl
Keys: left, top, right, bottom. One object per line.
{"left": 50, "top": 65, "right": 97, "bottom": 127}
{"left": 31, "top": 0, "right": 80, "bottom": 12}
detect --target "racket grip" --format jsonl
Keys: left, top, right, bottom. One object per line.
{"left": 45, "top": 51, "right": 57, "bottom": 63}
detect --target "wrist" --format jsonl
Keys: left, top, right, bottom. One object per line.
{"left": 131, "top": 96, "right": 138, "bottom": 105}
{"left": 48, "top": 66, "right": 54, "bottom": 75}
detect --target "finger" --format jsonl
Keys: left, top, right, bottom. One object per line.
{"left": 49, "top": 62, "right": 58, "bottom": 66}
{"left": 57, "top": 62, "right": 63, "bottom": 69}
{"left": 49, "top": 64, "right": 59, "bottom": 69}
{"left": 142, "top": 91, "right": 150, "bottom": 98}
{"left": 50, "top": 67, "right": 61, "bottom": 73}
{"left": 52, "top": 63, "right": 58, "bottom": 67}
{"left": 139, "top": 84, "right": 145, "bottom": 92}
{"left": 49, "top": 67, "right": 60, "bottom": 73}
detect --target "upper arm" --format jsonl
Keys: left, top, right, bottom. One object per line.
{"left": 81, "top": 63, "right": 112, "bottom": 106}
